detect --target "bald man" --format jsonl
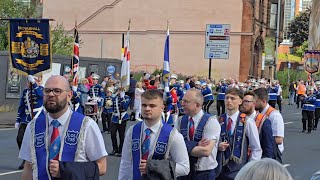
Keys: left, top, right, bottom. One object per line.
{"left": 19, "top": 75, "right": 107, "bottom": 179}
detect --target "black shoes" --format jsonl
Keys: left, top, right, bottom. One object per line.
{"left": 110, "top": 150, "right": 119, "bottom": 156}
{"left": 18, "top": 160, "right": 25, "bottom": 170}
{"left": 302, "top": 130, "right": 306, "bottom": 133}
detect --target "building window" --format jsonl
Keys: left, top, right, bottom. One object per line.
{"left": 269, "top": 3, "right": 278, "bottom": 30}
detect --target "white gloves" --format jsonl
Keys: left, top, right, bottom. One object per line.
{"left": 164, "top": 87, "right": 170, "bottom": 93}
{"left": 97, "top": 98, "right": 101, "bottom": 102}
{"left": 72, "top": 86, "right": 77, "bottom": 92}
{"left": 27, "top": 75, "right": 36, "bottom": 84}
{"left": 87, "top": 96, "right": 91, "bottom": 101}
{"left": 15, "top": 122, "right": 20, "bottom": 129}
{"left": 120, "top": 92, "right": 125, "bottom": 98}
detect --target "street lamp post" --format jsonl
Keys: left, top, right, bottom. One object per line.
{"left": 274, "top": 0, "right": 282, "bottom": 80}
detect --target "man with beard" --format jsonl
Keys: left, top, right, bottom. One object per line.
{"left": 239, "top": 91, "right": 274, "bottom": 159}
{"left": 253, "top": 88, "right": 284, "bottom": 163}
{"left": 19, "top": 75, "right": 107, "bottom": 179}
{"left": 119, "top": 89, "right": 189, "bottom": 179}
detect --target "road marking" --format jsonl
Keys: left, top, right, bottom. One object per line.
{"left": 292, "top": 113, "right": 301, "bottom": 115}
{"left": 283, "top": 164, "right": 291, "bottom": 168}
{"left": 0, "top": 128, "right": 15, "bottom": 131}
{"left": 284, "top": 122, "right": 293, "bottom": 125}
{"left": 0, "top": 170, "right": 22, "bottom": 176}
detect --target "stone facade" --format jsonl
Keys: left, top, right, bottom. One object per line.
{"left": 43, "top": 0, "right": 283, "bottom": 81}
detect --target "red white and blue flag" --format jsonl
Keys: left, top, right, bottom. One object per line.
{"left": 71, "top": 26, "right": 79, "bottom": 86}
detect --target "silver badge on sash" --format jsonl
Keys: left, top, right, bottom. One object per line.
{"left": 155, "top": 141, "right": 167, "bottom": 155}
{"left": 132, "top": 139, "right": 139, "bottom": 151}
{"left": 64, "top": 130, "right": 79, "bottom": 146}
{"left": 35, "top": 132, "right": 45, "bottom": 148}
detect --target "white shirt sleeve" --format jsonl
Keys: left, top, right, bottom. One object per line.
{"left": 169, "top": 129, "right": 190, "bottom": 177}
{"left": 84, "top": 119, "right": 108, "bottom": 161}
{"left": 271, "top": 112, "right": 285, "bottom": 138}
{"left": 245, "top": 118, "right": 262, "bottom": 161}
{"left": 19, "top": 123, "right": 32, "bottom": 162}
{"left": 118, "top": 126, "right": 133, "bottom": 180}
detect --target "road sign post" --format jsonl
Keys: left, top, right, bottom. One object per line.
{"left": 205, "top": 24, "right": 231, "bottom": 79}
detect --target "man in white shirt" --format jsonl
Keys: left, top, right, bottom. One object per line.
{"left": 119, "top": 89, "right": 189, "bottom": 180}
{"left": 175, "top": 89, "right": 221, "bottom": 179}
{"left": 254, "top": 88, "right": 284, "bottom": 163}
{"left": 276, "top": 81, "right": 283, "bottom": 113}
{"left": 217, "top": 88, "right": 262, "bottom": 180}
{"left": 19, "top": 75, "right": 107, "bottom": 179}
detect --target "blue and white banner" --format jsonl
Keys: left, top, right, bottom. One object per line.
{"left": 9, "top": 19, "right": 51, "bottom": 76}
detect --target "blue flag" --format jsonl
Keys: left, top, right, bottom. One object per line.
{"left": 162, "top": 28, "right": 170, "bottom": 90}
{"left": 9, "top": 19, "right": 51, "bottom": 76}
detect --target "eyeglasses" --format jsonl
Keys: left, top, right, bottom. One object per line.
{"left": 43, "top": 88, "right": 69, "bottom": 96}
{"left": 242, "top": 100, "right": 254, "bottom": 104}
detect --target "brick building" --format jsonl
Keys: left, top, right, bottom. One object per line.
{"left": 43, "top": 0, "right": 284, "bottom": 81}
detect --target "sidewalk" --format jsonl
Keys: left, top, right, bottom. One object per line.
{"left": 0, "top": 111, "right": 17, "bottom": 128}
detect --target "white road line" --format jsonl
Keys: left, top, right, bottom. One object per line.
{"left": 292, "top": 113, "right": 301, "bottom": 115}
{"left": 283, "top": 164, "right": 291, "bottom": 168}
{"left": 0, "top": 170, "right": 22, "bottom": 176}
{"left": 0, "top": 128, "right": 15, "bottom": 131}
{"left": 284, "top": 122, "right": 293, "bottom": 125}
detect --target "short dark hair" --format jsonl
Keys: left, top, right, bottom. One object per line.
{"left": 186, "top": 77, "right": 190, "bottom": 82}
{"left": 130, "top": 74, "right": 133, "bottom": 78}
{"left": 225, "top": 88, "right": 244, "bottom": 99}
{"left": 253, "top": 88, "right": 269, "bottom": 101}
{"left": 141, "top": 89, "right": 163, "bottom": 100}
{"left": 244, "top": 91, "right": 256, "bottom": 100}
{"left": 150, "top": 80, "right": 155, "bottom": 86}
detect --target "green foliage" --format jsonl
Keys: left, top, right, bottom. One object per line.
{"left": 51, "top": 24, "right": 74, "bottom": 56}
{"left": 264, "top": 37, "right": 275, "bottom": 57}
{"left": 288, "top": 8, "right": 311, "bottom": 47}
{"left": 0, "top": 0, "right": 39, "bottom": 50}
{"left": 295, "top": 41, "right": 309, "bottom": 58}
{"left": 278, "top": 53, "right": 302, "bottom": 62}
{"left": 277, "top": 69, "right": 307, "bottom": 98}
{"left": 152, "top": 68, "right": 163, "bottom": 76}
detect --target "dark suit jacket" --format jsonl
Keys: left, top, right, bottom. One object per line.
{"left": 58, "top": 161, "right": 99, "bottom": 180}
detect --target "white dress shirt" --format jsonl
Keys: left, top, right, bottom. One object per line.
{"left": 175, "top": 110, "right": 221, "bottom": 171}
{"left": 261, "top": 104, "right": 285, "bottom": 152}
{"left": 119, "top": 119, "right": 190, "bottom": 180}
{"left": 227, "top": 111, "right": 262, "bottom": 161}
{"left": 19, "top": 108, "right": 108, "bottom": 163}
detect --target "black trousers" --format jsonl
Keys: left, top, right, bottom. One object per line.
{"left": 314, "top": 108, "right": 320, "bottom": 128}
{"left": 277, "top": 96, "right": 282, "bottom": 112}
{"left": 302, "top": 110, "right": 314, "bottom": 131}
{"left": 127, "top": 92, "right": 135, "bottom": 110}
{"left": 110, "top": 121, "right": 127, "bottom": 152}
{"left": 16, "top": 123, "right": 28, "bottom": 150}
{"left": 203, "top": 100, "right": 214, "bottom": 113}
{"left": 269, "top": 100, "right": 276, "bottom": 108}
{"left": 101, "top": 112, "right": 112, "bottom": 131}
{"left": 297, "top": 94, "right": 303, "bottom": 108}
{"left": 216, "top": 100, "right": 225, "bottom": 116}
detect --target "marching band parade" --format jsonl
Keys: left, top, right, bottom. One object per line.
{"left": 2, "top": 0, "right": 320, "bottom": 179}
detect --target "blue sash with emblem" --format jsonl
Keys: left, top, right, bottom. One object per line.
{"left": 180, "top": 113, "right": 211, "bottom": 142}
{"left": 219, "top": 113, "right": 246, "bottom": 165}
{"left": 131, "top": 122, "right": 173, "bottom": 180}
{"left": 34, "top": 112, "right": 85, "bottom": 179}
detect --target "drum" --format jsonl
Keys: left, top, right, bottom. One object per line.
{"left": 84, "top": 102, "right": 98, "bottom": 115}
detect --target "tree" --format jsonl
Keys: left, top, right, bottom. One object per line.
{"left": 288, "top": 8, "right": 311, "bottom": 47}
{"left": 295, "top": 41, "right": 309, "bottom": 58}
{"left": 51, "top": 24, "right": 74, "bottom": 56}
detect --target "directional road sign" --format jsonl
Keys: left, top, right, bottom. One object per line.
{"left": 204, "top": 24, "right": 230, "bottom": 59}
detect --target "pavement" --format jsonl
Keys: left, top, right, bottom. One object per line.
{"left": 1, "top": 101, "right": 320, "bottom": 179}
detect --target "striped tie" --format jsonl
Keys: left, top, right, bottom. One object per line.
{"left": 49, "top": 120, "right": 61, "bottom": 160}
{"left": 141, "top": 128, "right": 151, "bottom": 160}
{"left": 227, "top": 117, "right": 232, "bottom": 136}
{"left": 189, "top": 118, "right": 195, "bottom": 141}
